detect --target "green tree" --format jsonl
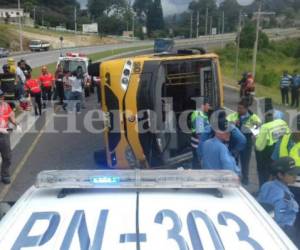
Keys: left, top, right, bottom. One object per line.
{"left": 133, "top": 0, "right": 152, "bottom": 18}
{"left": 240, "top": 23, "right": 269, "bottom": 50}
{"left": 219, "top": 0, "right": 240, "bottom": 33}
{"left": 147, "top": 0, "right": 164, "bottom": 34}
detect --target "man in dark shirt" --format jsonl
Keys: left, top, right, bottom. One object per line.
{"left": 0, "top": 65, "right": 16, "bottom": 110}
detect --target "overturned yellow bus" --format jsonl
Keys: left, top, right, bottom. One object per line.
{"left": 100, "top": 49, "right": 224, "bottom": 169}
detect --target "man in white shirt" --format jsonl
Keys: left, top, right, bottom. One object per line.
{"left": 16, "top": 61, "right": 26, "bottom": 100}
{"left": 68, "top": 66, "right": 84, "bottom": 112}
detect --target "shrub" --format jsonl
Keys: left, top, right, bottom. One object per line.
{"left": 257, "top": 68, "right": 279, "bottom": 87}
{"left": 240, "top": 23, "right": 269, "bottom": 50}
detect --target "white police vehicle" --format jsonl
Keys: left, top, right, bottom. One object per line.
{"left": 0, "top": 170, "right": 297, "bottom": 249}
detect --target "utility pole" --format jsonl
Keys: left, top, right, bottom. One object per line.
{"left": 132, "top": 13, "right": 135, "bottom": 39}
{"left": 205, "top": 7, "right": 208, "bottom": 35}
{"left": 190, "top": 12, "right": 193, "bottom": 38}
{"left": 33, "top": 7, "right": 36, "bottom": 26}
{"left": 252, "top": 0, "right": 262, "bottom": 78}
{"left": 221, "top": 11, "right": 225, "bottom": 47}
{"left": 196, "top": 11, "right": 199, "bottom": 38}
{"left": 222, "top": 11, "right": 225, "bottom": 34}
{"left": 18, "top": 0, "right": 23, "bottom": 51}
{"left": 235, "top": 10, "right": 242, "bottom": 80}
{"left": 42, "top": 9, "right": 44, "bottom": 26}
{"left": 209, "top": 16, "right": 213, "bottom": 35}
{"left": 74, "top": 7, "right": 77, "bottom": 34}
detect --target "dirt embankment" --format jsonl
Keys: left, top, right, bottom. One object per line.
{"left": 21, "top": 30, "right": 120, "bottom": 49}
{"left": 1, "top": 24, "right": 121, "bottom": 51}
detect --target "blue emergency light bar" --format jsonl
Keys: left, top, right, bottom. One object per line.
{"left": 35, "top": 170, "right": 240, "bottom": 189}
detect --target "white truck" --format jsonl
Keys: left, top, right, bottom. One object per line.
{"left": 0, "top": 170, "right": 297, "bottom": 249}
{"left": 29, "top": 40, "right": 50, "bottom": 52}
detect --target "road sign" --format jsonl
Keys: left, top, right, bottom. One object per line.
{"left": 82, "top": 23, "right": 98, "bottom": 33}
{"left": 236, "top": 0, "right": 255, "bottom": 6}
{"left": 212, "top": 28, "right": 217, "bottom": 35}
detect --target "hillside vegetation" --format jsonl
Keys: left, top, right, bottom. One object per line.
{"left": 217, "top": 38, "right": 300, "bottom": 87}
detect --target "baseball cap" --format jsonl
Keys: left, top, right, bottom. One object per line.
{"left": 211, "top": 110, "right": 232, "bottom": 133}
{"left": 271, "top": 157, "right": 300, "bottom": 175}
{"left": 203, "top": 97, "right": 210, "bottom": 105}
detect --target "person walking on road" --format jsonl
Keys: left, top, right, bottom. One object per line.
{"left": 202, "top": 111, "right": 241, "bottom": 175}
{"left": 255, "top": 111, "right": 290, "bottom": 186}
{"left": 0, "top": 90, "right": 19, "bottom": 184}
{"left": 54, "top": 64, "right": 65, "bottom": 105}
{"left": 39, "top": 66, "right": 54, "bottom": 108}
{"left": 291, "top": 72, "right": 300, "bottom": 108}
{"left": 68, "top": 67, "right": 84, "bottom": 113}
{"left": 0, "top": 65, "right": 17, "bottom": 110}
{"left": 280, "top": 71, "right": 292, "bottom": 106}
{"left": 257, "top": 157, "right": 300, "bottom": 248}
{"left": 15, "top": 61, "right": 26, "bottom": 100}
{"left": 227, "top": 99, "right": 261, "bottom": 185}
{"left": 190, "top": 98, "right": 211, "bottom": 169}
{"left": 25, "top": 74, "right": 42, "bottom": 116}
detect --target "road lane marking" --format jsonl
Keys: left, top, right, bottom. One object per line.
{"left": 0, "top": 110, "right": 55, "bottom": 201}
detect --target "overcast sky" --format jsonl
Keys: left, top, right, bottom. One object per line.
{"left": 77, "top": 0, "right": 192, "bottom": 15}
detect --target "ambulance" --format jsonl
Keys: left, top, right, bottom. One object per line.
{"left": 0, "top": 169, "right": 297, "bottom": 249}
{"left": 57, "top": 52, "right": 91, "bottom": 95}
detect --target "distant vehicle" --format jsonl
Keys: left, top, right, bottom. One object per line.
{"left": 57, "top": 52, "right": 91, "bottom": 95}
{"left": 154, "top": 38, "right": 174, "bottom": 53}
{"left": 0, "top": 169, "right": 297, "bottom": 249}
{"left": 0, "top": 48, "right": 9, "bottom": 58}
{"left": 29, "top": 40, "right": 50, "bottom": 52}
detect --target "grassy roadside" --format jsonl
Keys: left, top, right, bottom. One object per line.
{"left": 31, "top": 45, "right": 152, "bottom": 78}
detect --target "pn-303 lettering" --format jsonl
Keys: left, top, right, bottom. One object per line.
{"left": 11, "top": 209, "right": 263, "bottom": 250}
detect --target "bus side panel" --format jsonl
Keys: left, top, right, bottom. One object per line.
{"left": 100, "top": 61, "right": 131, "bottom": 169}
{"left": 214, "top": 58, "right": 224, "bottom": 108}
{"left": 124, "top": 60, "right": 149, "bottom": 168}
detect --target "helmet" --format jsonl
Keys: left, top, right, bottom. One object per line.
{"left": 7, "top": 58, "right": 14, "bottom": 63}
{"left": 273, "top": 110, "right": 285, "bottom": 120}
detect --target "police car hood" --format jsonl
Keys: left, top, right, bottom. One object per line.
{"left": 0, "top": 170, "right": 297, "bottom": 250}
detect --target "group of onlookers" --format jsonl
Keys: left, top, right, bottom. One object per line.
{"left": 280, "top": 70, "right": 300, "bottom": 107}
{"left": 0, "top": 58, "right": 92, "bottom": 116}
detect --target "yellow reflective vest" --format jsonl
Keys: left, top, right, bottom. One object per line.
{"left": 255, "top": 119, "right": 290, "bottom": 151}
{"left": 227, "top": 112, "right": 261, "bottom": 131}
{"left": 279, "top": 133, "right": 300, "bottom": 167}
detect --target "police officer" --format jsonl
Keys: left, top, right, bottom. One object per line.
{"left": 291, "top": 72, "right": 300, "bottom": 108}
{"left": 280, "top": 71, "right": 292, "bottom": 106}
{"left": 255, "top": 111, "right": 290, "bottom": 186}
{"left": 0, "top": 90, "right": 19, "bottom": 184}
{"left": 227, "top": 99, "right": 261, "bottom": 185}
{"left": 190, "top": 98, "right": 211, "bottom": 169}
{"left": 257, "top": 157, "right": 300, "bottom": 248}
{"left": 202, "top": 111, "right": 240, "bottom": 175}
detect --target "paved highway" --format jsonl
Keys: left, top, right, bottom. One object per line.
{"left": 0, "top": 84, "right": 260, "bottom": 202}
{"left": 1, "top": 27, "right": 299, "bottom": 70}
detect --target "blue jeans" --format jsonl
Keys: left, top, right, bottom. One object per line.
{"left": 69, "top": 91, "right": 82, "bottom": 112}
{"left": 16, "top": 81, "right": 24, "bottom": 100}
